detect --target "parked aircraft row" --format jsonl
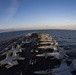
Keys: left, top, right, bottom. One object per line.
{"left": 0, "top": 44, "right": 25, "bottom": 69}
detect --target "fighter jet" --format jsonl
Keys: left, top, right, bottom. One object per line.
{"left": 36, "top": 52, "right": 60, "bottom": 59}
{"left": 16, "top": 44, "right": 22, "bottom": 52}
{"left": 9, "top": 44, "right": 22, "bottom": 53}
{"left": 16, "top": 44, "right": 26, "bottom": 51}
{"left": 0, "top": 52, "right": 18, "bottom": 68}
{"left": 22, "top": 39, "right": 31, "bottom": 44}
{"left": 12, "top": 51, "right": 25, "bottom": 60}
{"left": 34, "top": 61, "right": 72, "bottom": 75}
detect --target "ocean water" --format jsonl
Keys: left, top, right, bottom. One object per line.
{"left": 0, "top": 29, "right": 76, "bottom": 59}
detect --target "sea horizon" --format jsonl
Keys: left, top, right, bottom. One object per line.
{"left": 0, "top": 28, "right": 76, "bottom": 34}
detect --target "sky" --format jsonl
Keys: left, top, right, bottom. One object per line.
{"left": 0, "top": 0, "right": 76, "bottom": 30}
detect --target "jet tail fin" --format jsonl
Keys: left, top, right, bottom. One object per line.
{"left": 12, "top": 51, "right": 18, "bottom": 57}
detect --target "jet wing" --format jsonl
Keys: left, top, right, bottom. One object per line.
{"left": 36, "top": 54, "right": 45, "bottom": 56}
{"left": 5, "top": 60, "right": 18, "bottom": 69}
{"left": 7, "top": 62, "right": 13, "bottom": 66}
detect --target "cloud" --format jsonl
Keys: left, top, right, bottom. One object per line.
{"left": 2, "top": 0, "right": 19, "bottom": 22}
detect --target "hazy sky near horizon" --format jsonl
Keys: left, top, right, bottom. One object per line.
{"left": 0, "top": 0, "right": 76, "bottom": 30}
